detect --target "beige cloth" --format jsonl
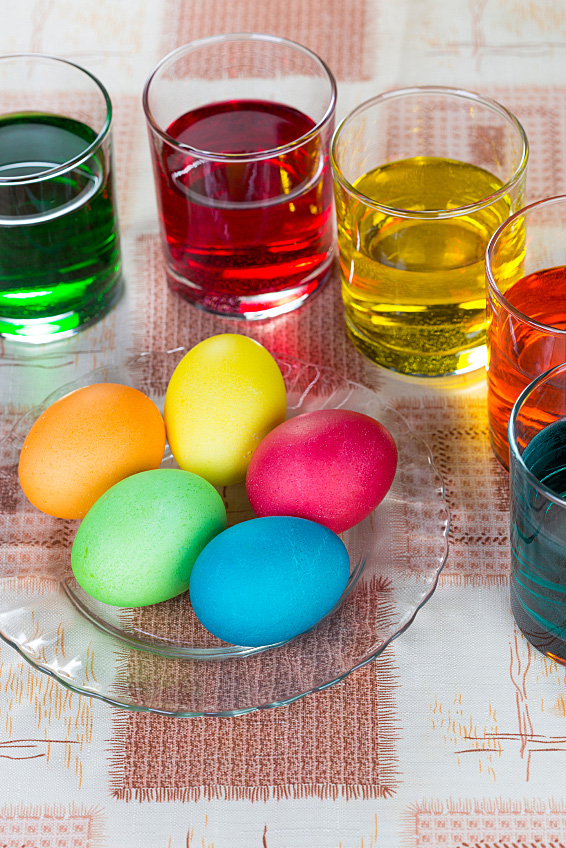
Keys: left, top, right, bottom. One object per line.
{"left": 2, "top": 2, "right": 566, "bottom": 846}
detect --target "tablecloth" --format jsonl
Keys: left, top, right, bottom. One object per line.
{"left": 3, "top": 1, "right": 566, "bottom": 845}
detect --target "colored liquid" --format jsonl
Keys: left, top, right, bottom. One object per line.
{"left": 154, "top": 99, "right": 334, "bottom": 316}
{"left": 335, "top": 156, "right": 511, "bottom": 376}
{"left": 0, "top": 112, "right": 121, "bottom": 341}
{"left": 510, "top": 417, "right": 566, "bottom": 663}
{"left": 487, "top": 266, "right": 566, "bottom": 469}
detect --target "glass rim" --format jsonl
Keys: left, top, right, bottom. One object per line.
{"left": 142, "top": 33, "right": 337, "bottom": 163}
{"left": 0, "top": 52, "right": 112, "bottom": 186}
{"left": 508, "top": 360, "right": 566, "bottom": 507}
{"left": 330, "top": 85, "right": 529, "bottom": 220}
{"left": 486, "top": 194, "right": 566, "bottom": 335}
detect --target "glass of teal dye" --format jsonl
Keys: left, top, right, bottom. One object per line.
{"left": 509, "top": 361, "right": 566, "bottom": 664}
{"left": 0, "top": 54, "right": 122, "bottom": 342}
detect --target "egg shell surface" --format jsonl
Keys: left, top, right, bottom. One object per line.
{"left": 71, "top": 468, "right": 227, "bottom": 607}
{"left": 246, "top": 409, "right": 398, "bottom": 533}
{"left": 189, "top": 516, "right": 351, "bottom": 647}
{"left": 164, "top": 334, "right": 287, "bottom": 487}
{"left": 18, "top": 382, "right": 166, "bottom": 520}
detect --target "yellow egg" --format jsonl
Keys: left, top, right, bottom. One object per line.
{"left": 164, "top": 334, "right": 287, "bottom": 487}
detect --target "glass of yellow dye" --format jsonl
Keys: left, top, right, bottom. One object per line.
{"left": 331, "top": 87, "right": 528, "bottom": 377}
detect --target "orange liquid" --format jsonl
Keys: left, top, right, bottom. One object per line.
{"left": 487, "top": 265, "right": 566, "bottom": 468}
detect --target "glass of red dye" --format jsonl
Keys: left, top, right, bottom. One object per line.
{"left": 486, "top": 195, "right": 566, "bottom": 470}
{"left": 142, "top": 34, "right": 337, "bottom": 319}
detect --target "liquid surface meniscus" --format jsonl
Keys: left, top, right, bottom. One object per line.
{"left": 335, "top": 156, "right": 511, "bottom": 376}
{"left": 0, "top": 112, "right": 121, "bottom": 341}
{"left": 155, "top": 99, "right": 334, "bottom": 314}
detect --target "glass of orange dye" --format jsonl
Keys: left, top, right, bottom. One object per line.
{"left": 487, "top": 195, "right": 566, "bottom": 470}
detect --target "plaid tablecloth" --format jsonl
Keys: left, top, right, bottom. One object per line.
{"left": 2, "top": 1, "right": 566, "bottom": 845}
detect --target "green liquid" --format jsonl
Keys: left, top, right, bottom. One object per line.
{"left": 0, "top": 112, "right": 122, "bottom": 341}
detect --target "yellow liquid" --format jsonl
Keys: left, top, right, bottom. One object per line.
{"left": 336, "top": 156, "right": 514, "bottom": 376}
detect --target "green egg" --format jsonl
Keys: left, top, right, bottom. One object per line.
{"left": 71, "top": 468, "right": 227, "bottom": 607}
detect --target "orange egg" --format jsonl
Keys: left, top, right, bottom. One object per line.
{"left": 18, "top": 383, "right": 166, "bottom": 519}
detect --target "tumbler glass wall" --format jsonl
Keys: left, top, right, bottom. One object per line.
{"left": 509, "top": 361, "right": 566, "bottom": 665}
{"left": 0, "top": 54, "right": 122, "bottom": 342}
{"left": 143, "top": 34, "right": 337, "bottom": 320}
{"left": 331, "top": 86, "right": 528, "bottom": 377}
{"left": 487, "top": 195, "right": 566, "bottom": 469}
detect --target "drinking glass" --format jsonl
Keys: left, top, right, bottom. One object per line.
{"left": 487, "top": 195, "right": 566, "bottom": 469}
{"left": 509, "top": 361, "right": 566, "bottom": 664}
{"left": 143, "top": 34, "right": 337, "bottom": 320}
{"left": 331, "top": 86, "right": 528, "bottom": 377}
{"left": 0, "top": 54, "right": 122, "bottom": 343}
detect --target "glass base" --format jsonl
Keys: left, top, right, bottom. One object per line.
{"left": 511, "top": 581, "right": 566, "bottom": 665}
{"left": 0, "top": 274, "right": 123, "bottom": 344}
{"left": 166, "top": 259, "right": 333, "bottom": 320}
{"left": 345, "top": 316, "right": 488, "bottom": 378}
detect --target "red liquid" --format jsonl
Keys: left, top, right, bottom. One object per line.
{"left": 488, "top": 266, "right": 566, "bottom": 468}
{"left": 152, "top": 99, "right": 334, "bottom": 314}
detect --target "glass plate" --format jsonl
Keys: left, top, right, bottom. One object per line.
{"left": 0, "top": 351, "right": 449, "bottom": 716}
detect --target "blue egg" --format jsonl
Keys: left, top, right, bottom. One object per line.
{"left": 189, "top": 516, "right": 351, "bottom": 647}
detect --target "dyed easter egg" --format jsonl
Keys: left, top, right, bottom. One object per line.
{"left": 189, "top": 516, "right": 351, "bottom": 647}
{"left": 71, "top": 469, "right": 226, "bottom": 607}
{"left": 19, "top": 382, "right": 166, "bottom": 520}
{"left": 164, "top": 334, "right": 286, "bottom": 487}
{"left": 246, "top": 409, "right": 398, "bottom": 533}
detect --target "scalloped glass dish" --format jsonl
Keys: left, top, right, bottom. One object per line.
{"left": 0, "top": 352, "right": 449, "bottom": 716}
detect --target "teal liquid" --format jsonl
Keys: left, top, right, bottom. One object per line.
{"left": 510, "top": 418, "right": 566, "bottom": 662}
{"left": 0, "top": 112, "right": 122, "bottom": 341}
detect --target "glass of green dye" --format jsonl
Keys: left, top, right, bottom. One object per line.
{"left": 0, "top": 54, "right": 122, "bottom": 342}
{"left": 509, "top": 361, "right": 566, "bottom": 664}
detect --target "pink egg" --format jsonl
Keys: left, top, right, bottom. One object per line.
{"left": 246, "top": 409, "right": 398, "bottom": 533}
